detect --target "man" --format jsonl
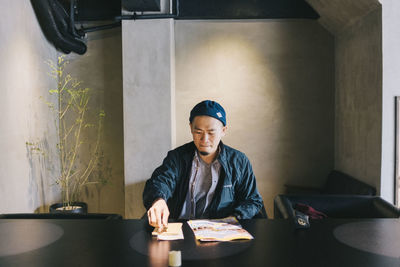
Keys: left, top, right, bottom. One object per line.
{"left": 143, "top": 100, "right": 264, "bottom": 230}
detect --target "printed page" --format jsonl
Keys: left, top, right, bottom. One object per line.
{"left": 187, "top": 216, "right": 254, "bottom": 242}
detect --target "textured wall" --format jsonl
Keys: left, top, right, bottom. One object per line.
{"left": 122, "top": 19, "right": 175, "bottom": 218}
{"left": 63, "top": 28, "right": 125, "bottom": 216}
{"left": 334, "top": 8, "right": 382, "bottom": 193}
{"left": 174, "top": 20, "right": 335, "bottom": 216}
{"left": 0, "top": 1, "right": 59, "bottom": 212}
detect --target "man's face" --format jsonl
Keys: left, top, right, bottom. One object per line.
{"left": 190, "top": 115, "right": 227, "bottom": 156}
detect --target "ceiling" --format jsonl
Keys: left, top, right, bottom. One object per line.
{"left": 306, "top": 0, "right": 381, "bottom": 34}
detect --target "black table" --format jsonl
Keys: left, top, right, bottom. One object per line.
{"left": 0, "top": 218, "right": 399, "bottom": 267}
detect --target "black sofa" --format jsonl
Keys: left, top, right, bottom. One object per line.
{"left": 284, "top": 170, "right": 376, "bottom": 196}
{"left": 274, "top": 194, "right": 400, "bottom": 219}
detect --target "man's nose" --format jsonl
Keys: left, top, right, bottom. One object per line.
{"left": 201, "top": 133, "right": 209, "bottom": 141}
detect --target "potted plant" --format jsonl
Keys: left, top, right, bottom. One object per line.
{"left": 27, "top": 56, "right": 107, "bottom": 214}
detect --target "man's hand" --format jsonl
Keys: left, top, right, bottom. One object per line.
{"left": 147, "top": 198, "right": 170, "bottom": 231}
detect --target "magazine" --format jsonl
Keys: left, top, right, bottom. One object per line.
{"left": 187, "top": 216, "right": 254, "bottom": 242}
{"left": 152, "top": 222, "right": 184, "bottom": 241}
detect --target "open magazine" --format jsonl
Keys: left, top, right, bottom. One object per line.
{"left": 187, "top": 216, "right": 254, "bottom": 242}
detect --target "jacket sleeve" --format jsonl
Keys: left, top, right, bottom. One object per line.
{"left": 142, "top": 150, "right": 180, "bottom": 210}
{"left": 233, "top": 157, "right": 264, "bottom": 219}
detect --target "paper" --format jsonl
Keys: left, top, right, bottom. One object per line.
{"left": 152, "top": 223, "right": 184, "bottom": 241}
{"left": 187, "top": 216, "right": 254, "bottom": 242}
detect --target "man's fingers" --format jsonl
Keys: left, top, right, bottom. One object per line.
{"left": 162, "top": 209, "right": 169, "bottom": 228}
{"left": 148, "top": 208, "right": 157, "bottom": 227}
{"left": 148, "top": 206, "right": 163, "bottom": 229}
{"left": 155, "top": 207, "right": 163, "bottom": 229}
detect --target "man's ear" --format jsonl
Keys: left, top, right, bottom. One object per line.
{"left": 221, "top": 126, "right": 227, "bottom": 137}
{"left": 189, "top": 123, "right": 193, "bottom": 133}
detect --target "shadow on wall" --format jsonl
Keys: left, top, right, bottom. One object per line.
{"left": 80, "top": 152, "right": 113, "bottom": 213}
{"left": 265, "top": 21, "right": 334, "bottom": 190}
{"left": 26, "top": 137, "right": 60, "bottom": 213}
{"left": 245, "top": 21, "right": 335, "bottom": 214}
{"left": 125, "top": 181, "right": 147, "bottom": 219}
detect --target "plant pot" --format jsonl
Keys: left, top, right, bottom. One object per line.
{"left": 49, "top": 202, "right": 88, "bottom": 214}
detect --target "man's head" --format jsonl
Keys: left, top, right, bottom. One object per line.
{"left": 189, "top": 100, "right": 227, "bottom": 157}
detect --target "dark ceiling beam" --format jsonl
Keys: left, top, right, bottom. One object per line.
{"left": 175, "top": 0, "right": 320, "bottom": 20}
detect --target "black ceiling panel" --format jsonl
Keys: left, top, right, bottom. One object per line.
{"left": 176, "top": 0, "right": 319, "bottom": 19}
{"left": 73, "top": 0, "right": 121, "bottom": 21}
{"left": 122, "top": 0, "right": 161, "bottom": 12}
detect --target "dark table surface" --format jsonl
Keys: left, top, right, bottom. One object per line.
{"left": 0, "top": 218, "right": 399, "bottom": 267}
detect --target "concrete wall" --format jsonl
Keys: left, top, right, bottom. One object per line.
{"left": 122, "top": 19, "right": 175, "bottom": 218}
{"left": 0, "top": 1, "right": 59, "bottom": 212}
{"left": 175, "top": 20, "right": 335, "bottom": 216}
{"left": 334, "top": 8, "right": 382, "bottom": 193}
{"left": 309, "top": 0, "right": 398, "bottom": 203}
{"left": 63, "top": 28, "right": 125, "bottom": 216}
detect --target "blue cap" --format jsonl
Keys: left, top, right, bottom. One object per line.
{"left": 189, "top": 100, "right": 226, "bottom": 126}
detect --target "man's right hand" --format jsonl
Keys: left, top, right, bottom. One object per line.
{"left": 147, "top": 198, "right": 170, "bottom": 231}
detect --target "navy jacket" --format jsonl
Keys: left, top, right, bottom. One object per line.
{"left": 143, "top": 141, "right": 263, "bottom": 219}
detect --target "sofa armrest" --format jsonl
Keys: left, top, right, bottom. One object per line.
{"left": 274, "top": 195, "right": 295, "bottom": 219}
{"left": 372, "top": 198, "right": 400, "bottom": 218}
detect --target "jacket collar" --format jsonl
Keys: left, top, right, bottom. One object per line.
{"left": 216, "top": 141, "right": 229, "bottom": 174}
{"left": 217, "top": 141, "right": 226, "bottom": 161}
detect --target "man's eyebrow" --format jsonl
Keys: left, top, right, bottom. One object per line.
{"left": 193, "top": 126, "right": 216, "bottom": 131}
